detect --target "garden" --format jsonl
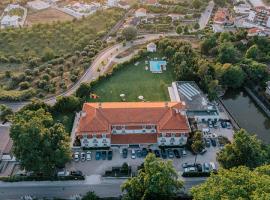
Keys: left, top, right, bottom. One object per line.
{"left": 87, "top": 50, "right": 175, "bottom": 102}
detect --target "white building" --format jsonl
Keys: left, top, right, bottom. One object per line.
{"left": 108, "top": 0, "right": 118, "bottom": 7}
{"left": 1, "top": 15, "right": 20, "bottom": 28}
{"left": 135, "top": 8, "right": 147, "bottom": 18}
{"left": 234, "top": 4, "right": 251, "bottom": 14}
{"left": 147, "top": 42, "right": 157, "bottom": 52}
{"left": 27, "top": 0, "right": 50, "bottom": 10}
{"left": 248, "top": 11, "right": 256, "bottom": 22}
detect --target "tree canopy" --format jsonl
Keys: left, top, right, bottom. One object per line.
{"left": 217, "top": 129, "right": 268, "bottom": 169}
{"left": 121, "top": 153, "right": 183, "bottom": 200}
{"left": 122, "top": 26, "right": 137, "bottom": 41}
{"left": 191, "top": 165, "right": 270, "bottom": 200}
{"left": 10, "top": 108, "right": 71, "bottom": 176}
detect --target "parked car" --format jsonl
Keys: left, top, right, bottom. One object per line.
{"left": 154, "top": 149, "right": 160, "bottom": 157}
{"left": 208, "top": 121, "right": 213, "bottom": 128}
{"left": 196, "top": 163, "right": 203, "bottom": 172}
{"left": 184, "top": 167, "right": 197, "bottom": 173}
{"left": 74, "top": 152, "right": 80, "bottom": 162}
{"left": 95, "top": 151, "right": 101, "bottom": 160}
{"left": 209, "top": 162, "right": 217, "bottom": 173}
{"left": 142, "top": 148, "right": 148, "bottom": 157}
{"left": 70, "top": 170, "right": 83, "bottom": 177}
{"left": 200, "top": 148, "right": 207, "bottom": 155}
{"left": 80, "top": 152, "right": 86, "bottom": 162}
{"left": 203, "top": 163, "right": 210, "bottom": 172}
{"left": 148, "top": 149, "right": 153, "bottom": 153}
{"left": 173, "top": 149, "right": 180, "bottom": 158}
{"left": 161, "top": 149, "right": 167, "bottom": 159}
{"left": 221, "top": 121, "right": 227, "bottom": 128}
{"left": 123, "top": 149, "right": 128, "bottom": 158}
{"left": 181, "top": 149, "right": 187, "bottom": 156}
{"left": 131, "top": 149, "right": 136, "bottom": 159}
{"left": 204, "top": 138, "right": 211, "bottom": 148}
{"left": 136, "top": 150, "right": 142, "bottom": 158}
{"left": 226, "top": 122, "right": 231, "bottom": 129}
{"left": 168, "top": 149, "right": 174, "bottom": 159}
{"left": 101, "top": 151, "right": 107, "bottom": 160}
{"left": 107, "top": 151, "right": 113, "bottom": 160}
{"left": 57, "top": 170, "right": 70, "bottom": 177}
{"left": 86, "top": 151, "right": 92, "bottom": 161}
{"left": 182, "top": 163, "right": 193, "bottom": 168}
{"left": 210, "top": 138, "right": 217, "bottom": 147}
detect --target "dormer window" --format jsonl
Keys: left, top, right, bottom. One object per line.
{"left": 102, "top": 134, "right": 106, "bottom": 138}
{"left": 172, "top": 133, "right": 176, "bottom": 137}
{"left": 93, "top": 134, "right": 97, "bottom": 138}
{"left": 83, "top": 134, "right": 88, "bottom": 139}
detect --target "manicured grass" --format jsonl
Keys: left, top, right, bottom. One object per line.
{"left": 88, "top": 52, "right": 175, "bottom": 102}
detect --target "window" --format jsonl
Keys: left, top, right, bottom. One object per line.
{"left": 170, "top": 138, "right": 175, "bottom": 142}
{"left": 162, "top": 133, "right": 166, "bottom": 137}
{"left": 172, "top": 133, "right": 176, "bottom": 137}
{"left": 93, "top": 139, "right": 98, "bottom": 143}
{"left": 102, "top": 139, "right": 107, "bottom": 143}
{"left": 83, "top": 134, "right": 88, "bottom": 139}
{"left": 93, "top": 134, "right": 97, "bottom": 138}
{"left": 102, "top": 134, "right": 106, "bottom": 138}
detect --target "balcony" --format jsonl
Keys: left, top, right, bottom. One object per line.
{"left": 111, "top": 128, "right": 157, "bottom": 134}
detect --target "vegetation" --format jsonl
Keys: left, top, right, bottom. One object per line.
{"left": 191, "top": 131, "right": 205, "bottom": 164}
{"left": 191, "top": 165, "right": 270, "bottom": 199}
{"left": 0, "top": 8, "right": 125, "bottom": 100}
{"left": 121, "top": 153, "right": 183, "bottom": 200}
{"left": 122, "top": 26, "right": 137, "bottom": 41}
{"left": 10, "top": 108, "right": 71, "bottom": 176}
{"left": 217, "top": 129, "right": 269, "bottom": 169}
{"left": 0, "top": 104, "right": 13, "bottom": 123}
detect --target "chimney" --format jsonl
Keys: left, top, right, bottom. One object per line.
{"left": 98, "top": 102, "right": 102, "bottom": 109}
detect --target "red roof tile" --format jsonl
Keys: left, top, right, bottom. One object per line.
{"left": 111, "top": 133, "right": 157, "bottom": 144}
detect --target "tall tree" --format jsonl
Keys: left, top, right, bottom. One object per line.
{"left": 191, "top": 165, "right": 270, "bottom": 200}
{"left": 121, "top": 153, "right": 183, "bottom": 200}
{"left": 122, "top": 26, "right": 137, "bottom": 41}
{"left": 217, "top": 129, "right": 268, "bottom": 169}
{"left": 217, "top": 42, "right": 240, "bottom": 64}
{"left": 220, "top": 64, "right": 245, "bottom": 89}
{"left": 0, "top": 104, "right": 13, "bottom": 123}
{"left": 191, "top": 132, "right": 205, "bottom": 164}
{"left": 10, "top": 109, "right": 71, "bottom": 176}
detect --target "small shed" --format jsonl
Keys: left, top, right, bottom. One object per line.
{"left": 147, "top": 42, "right": 157, "bottom": 52}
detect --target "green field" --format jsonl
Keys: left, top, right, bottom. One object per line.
{"left": 88, "top": 52, "right": 175, "bottom": 102}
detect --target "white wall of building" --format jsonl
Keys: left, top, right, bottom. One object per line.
{"left": 81, "top": 135, "right": 111, "bottom": 148}
{"left": 157, "top": 134, "right": 188, "bottom": 146}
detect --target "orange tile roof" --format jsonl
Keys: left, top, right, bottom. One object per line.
{"left": 111, "top": 133, "right": 157, "bottom": 144}
{"left": 76, "top": 102, "right": 189, "bottom": 135}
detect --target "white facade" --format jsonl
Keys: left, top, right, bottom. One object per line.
{"left": 248, "top": 11, "right": 256, "bottom": 22}
{"left": 147, "top": 42, "right": 157, "bottom": 52}
{"left": 233, "top": 4, "right": 251, "bottom": 14}
{"left": 135, "top": 9, "right": 147, "bottom": 18}
{"left": 1, "top": 15, "right": 20, "bottom": 28}
{"left": 108, "top": 0, "right": 118, "bottom": 7}
{"left": 158, "top": 134, "right": 187, "bottom": 146}
{"left": 80, "top": 134, "right": 111, "bottom": 148}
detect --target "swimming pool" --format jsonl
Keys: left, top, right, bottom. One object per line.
{"left": 150, "top": 61, "right": 167, "bottom": 73}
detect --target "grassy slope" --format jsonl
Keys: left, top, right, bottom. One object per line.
{"left": 88, "top": 52, "right": 175, "bottom": 102}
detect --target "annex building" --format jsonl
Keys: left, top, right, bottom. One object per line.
{"left": 75, "top": 102, "right": 190, "bottom": 148}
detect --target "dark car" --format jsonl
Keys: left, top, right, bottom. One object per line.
{"left": 107, "top": 151, "right": 113, "bottom": 160}
{"left": 136, "top": 150, "right": 142, "bottom": 158}
{"left": 161, "top": 149, "right": 167, "bottom": 159}
{"left": 95, "top": 151, "right": 101, "bottom": 160}
{"left": 122, "top": 148, "right": 128, "bottom": 158}
{"left": 210, "top": 138, "right": 217, "bottom": 147}
{"left": 200, "top": 148, "right": 207, "bottom": 155}
{"left": 101, "top": 151, "right": 107, "bottom": 160}
{"left": 70, "top": 170, "right": 83, "bottom": 177}
{"left": 148, "top": 149, "right": 153, "bottom": 153}
{"left": 196, "top": 163, "right": 203, "bottom": 172}
{"left": 221, "top": 121, "right": 227, "bottom": 128}
{"left": 154, "top": 150, "right": 160, "bottom": 157}
{"left": 204, "top": 138, "right": 211, "bottom": 147}
{"left": 142, "top": 148, "right": 148, "bottom": 157}
{"left": 168, "top": 149, "right": 174, "bottom": 159}
{"left": 173, "top": 149, "right": 180, "bottom": 158}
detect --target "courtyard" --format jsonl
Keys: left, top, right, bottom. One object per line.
{"left": 88, "top": 52, "right": 175, "bottom": 102}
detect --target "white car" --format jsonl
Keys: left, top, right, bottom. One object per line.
{"left": 182, "top": 149, "right": 187, "bottom": 156}
{"left": 74, "top": 152, "right": 80, "bottom": 162}
{"left": 86, "top": 151, "right": 92, "bottom": 161}
{"left": 131, "top": 149, "right": 136, "bottom": 159}
{"left": 210, "top": 162, "right": 217, "bottom": 172}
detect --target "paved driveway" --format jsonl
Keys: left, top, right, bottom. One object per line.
{"left": 66, "top": 146, "right": 220, "bottom": 176}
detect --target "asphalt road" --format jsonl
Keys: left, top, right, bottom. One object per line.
{"left": 0, "top": 177, "right": 205, "bottom": 200}
{"left": 199, "top": 1, "right": 214, "bottom": 30}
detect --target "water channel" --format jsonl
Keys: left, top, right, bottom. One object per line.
{"left": 221, "top": 89, "right": 270, "bottom": 144}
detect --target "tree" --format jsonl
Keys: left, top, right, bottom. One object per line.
{"left": 184, "top": 25, "right": 189, "bottom": 34}
{"left": 201, "top": 35, "right": 217, "bottom": 55}
{"left": 122, "top": 26, "right": 137, "bottom": 41}
{"left": 53, "top": 96, "right": 81, "bottom": 113}
{"left": 192, "top": 0, "right": 202, "bottom": 9}
{"left": 193, "top": 23, "right": 200, "bottom": 30}
{"left": 0, "top": 104, "right": 13, "bottom": 123}
{"left": 191, "top": 165, "right": 270, "bottom": 200}
{"left": 42, "top": 47, "right": 55, "bottom": 62}
{"left": 121, "top": 153, "right": 183, "bottom": 200}
{"left": 82, "top": 191, "right": 99, "bottom": 200}
{"left": 176, "top": 25, "right": 183, "bottom": 35}
{"left": 220, "top": 64, "right": 245, "bottom": 89}
{"left": 76, "top": 83, "right": 91, "bottom": 98}
{"left": 191, "top": 132, "right": 204, "bottom": 164}
{"left": 245, "top": 44, "right": 261, "bottom": 60}
{"left": 10, "top": 109, "right": 71, "bottom": 176}
{"left": 217, "top": 129, "right": 268, "bottom": 169}
{"left": 217, "top": 42, "right": 240, "bottom": 64}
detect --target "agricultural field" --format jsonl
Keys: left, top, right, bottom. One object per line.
{"left": 0, "top": 8, "right": 125, "bottom": 101}
{"left": 25, "top": 8, "right": 74, "bottom": 26}
{"left": 88, "top": 52, "right": 175, "bottom": 102}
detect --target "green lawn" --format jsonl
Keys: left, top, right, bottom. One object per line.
{"left": 88, "top": 52, "right": 175, "bottom": 102}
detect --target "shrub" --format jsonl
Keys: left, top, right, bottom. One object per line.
{"left": 19, "top": 81, "right": 30, "bottom": 90}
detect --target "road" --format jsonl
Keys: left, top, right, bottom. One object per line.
{"left": 199, "top": 1, "right": 214, "bottom": 30}
{"left": 0, "top": 176, "right": 205, "bottom": 200}
{"left": 1, "top": 33, "right": 177, "bottom": 111}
